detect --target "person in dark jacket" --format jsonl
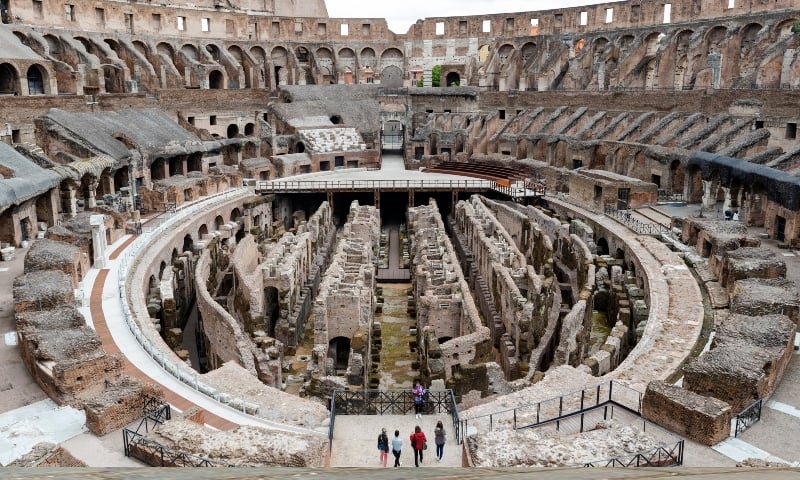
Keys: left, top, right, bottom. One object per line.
{"left": 409, "top": 424, "right": 427, "bottom": 467}
{"left": 377, "top": 428, "right": 389, "bottom": 467}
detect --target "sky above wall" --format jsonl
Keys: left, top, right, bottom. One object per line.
{"left": 325, "top": 0, "right": 619, "bottom": 34}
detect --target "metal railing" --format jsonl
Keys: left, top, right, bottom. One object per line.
{"left": 604, "top": 204, "right": 670, "bottom": 235}
{"left": 657, "top": 189, "right": 685, "bottom": 203}
{"left": 114, "top": 187, "right": 265, "bottom": 416}
{"left": 459, "top": 381, "right": 642, "bottom": 436}
{"left": 734, "top": 398, "right": 763, "bottom": 438}
{"left": 255, "top": 178, "right": 493, "bottom": 193}
{"left": 329, "top": 389, "right": 461, "bottom": 443}
{"left": 123, "top": 429, "right": 236, "bottom": 467}
{"left": 583, "top": 440, "right": 684, "bottom": 467}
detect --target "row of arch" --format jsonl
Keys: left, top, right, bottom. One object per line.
{"left": 0, "top": 62, "right": 49, "bottom": 95}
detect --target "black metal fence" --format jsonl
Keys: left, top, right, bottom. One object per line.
{"left": 583, "top": 440, "right": 684, "bottom": 467}
{"left": 460, "top": 381, "right": 642, "bottom": 435}
{"left": 122, "top": 395, "right": 234, "bottom": 467}
{"left": 329, "top": 389, "right": 461, "bottom": 444}
{"left": 657, "top": 189, "right": 685, "bottom": 203}
{"left": 734, "top": 398, "right": 763, "bottom": 437}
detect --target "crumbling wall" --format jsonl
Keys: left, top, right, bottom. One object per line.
{"left": 683, "top": 313, "right": 796, "bottom": 413}
{"left": 311, "top": 201, "right": 379, "bottom": 387}
{"left": 23, "top": 238, "right": 89, "bottom": 289}
{"left": 9, "top": 443, "right": 87, "bottom": 467}
{"left": 408, "top": 199, "right": 491, "bottom": 384}
{"left": 14, "top": 262, "right": 163, "bottom": 435}
{"left": 641, "top": 381, "right": 731, "bottom": 446}
{"left": 718, "top": 247, "right": 787, "bottom": 294}
{"left": 261, "top": 201, "right": 335, "bottom": 349}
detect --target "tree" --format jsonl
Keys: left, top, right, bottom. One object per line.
{"left": 432, "top": 65, "right": 441, "bottom": 87}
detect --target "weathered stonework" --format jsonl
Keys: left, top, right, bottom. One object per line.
{"left": 641, "top": 381, "right": 731, "bottom": 446}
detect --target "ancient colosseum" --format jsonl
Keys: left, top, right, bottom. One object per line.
{"left": 1, "top": 0, "right": 799, "bottom": 472}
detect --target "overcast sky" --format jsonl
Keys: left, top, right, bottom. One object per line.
{"left": 325, "top": 0, "right": 618, "bottom": 33}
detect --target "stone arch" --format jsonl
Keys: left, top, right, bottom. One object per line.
{"left": 230, "top": 208, "right": 241, "bottom": 223}
{"left": 159, "top": 260, "right": 167, "bottom": 279}
{"left": 644, "top": 32, "right": 662, "bottom": 56}
{"left": 445, "top": 71, "right": 460, "bottom": 86}
{"left": 592, "top": 37, "right": 609, "bottom": 58}
{"left": 295, "top": 46, "right": 309, "bottom": 63}
{"left": 271, "top": 46, "right": 288, "bottom": 85}
{"left": 209, "top": 70, "right": 224, "bottom": 89}
{"left": 132, "top": 40, "right": 149, "bottom": 58}
{"left": 171, "top": 248, "right": 179, "bottom": 266}
{"left": 675, "top": 29, "right": 694, "bottom": 54}
{"left": 478, "top": 44, "right": 490, "bottom": 63}
{"left": 574, "top": 38, "right": 586, "bottom": 57}
{"left": 151, "top": 158, "right": 167, "bottom": 181}
{"left": 329, "top": 336, "right": 351, "bottom": 371}
{"left": 244, "top": 123, "right": 255, "bottom": 136}
{"left": 227, "top": 124, "right": 239, "bottom": 138}
{"left": 205, "top": 43, "right": 223, "bottom": 63}
{"left": 338, "top": 47, "right": 356, "bottom": 80}
{"left": 214, "top": 215, "right": 225, "bottom": 231}
{"left": 380, "top": 65, "right": 403, "bottom": 87}
{"left": 114, "top": 165, "right": 129, "bottom": 190}
{"left": 180, "top": 43, "right": 198, "bottom": 61}
{"left": 26, "top": 63, "right": 50, "bottom": 95}
{"left": 497, "top": 44, "right": 514, "bottom": 65}
{"left": 314, "top": 47, "right": 334, "bottom": 83}
{"left": 198, "top": 223, "right": 209, "bottom": 239}
{"left": 521, "top": 41, "right": 538, "bottom": 64}
{"left": 774, "top": 18, "right": 799, "bottom": 41}
{"left": 617, "top": 34, "right": 636, "bottom": 52}
{"left": 705, "top": 25, "right": 728, "bottom": 54}
{"left": 360, "top": 47, "right": 376, "bottom": 68}
{"left": 0, "top": 62, "right": 19, "bottom": 94}
{"left": 674, "top": 55, "right": 689, "bottom": 89}
{"left": 740, "top": 22, "right": 763, "bottom": 46}
{"left": 596, "top": 237, "right": 609, "bottom": 256}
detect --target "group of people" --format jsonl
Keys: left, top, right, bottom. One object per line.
{"left": 374, "top": 381, "right": 446, "bottom": 467}
{"left": 377, "top": 421, "right": 447, "bottom": 468}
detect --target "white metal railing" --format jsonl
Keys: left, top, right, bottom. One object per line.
{"left": 114, "top": 187, "right": 265, "bottom": 416}
{"left": 255, "top": 178, "right": 494, "bottom": 192}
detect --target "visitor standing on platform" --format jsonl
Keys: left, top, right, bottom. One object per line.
{"left": 391, "top": 429, "right": 403, "bottom": 467}
{"left": 410, "top": 425, "right": 427, "bottom": 467}
{"left": 377, "top": 428, "right": 389, "bottom": 467}
{"left": 434, "top": 420, "right": 447, "bottom": 462}
{"left": 412, "top": 380, "right": 426, "bottom": 418}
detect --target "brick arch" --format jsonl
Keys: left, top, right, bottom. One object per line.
{"left": 0, "top": 62, "right": 20, "bottom": 94}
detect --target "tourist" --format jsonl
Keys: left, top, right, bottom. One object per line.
{"left": 412, "top": 380, "right": 426, "bottom": 418}
{"left": 377, "top": 427, "right": 389, "bottom": 467}
{"left": 434, "top": 420, "right": 447, "bottom": 462}
{"left": 409, "top": 425, "right": 427, "bottom": 467}
{"left": 733, "top": 211, "right": 740, "bottom": 222}
{"left": 391, "top": 429, "right": 403, "bottom": 467}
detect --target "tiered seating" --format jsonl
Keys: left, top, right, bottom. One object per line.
{"left": 426, "top": 161, "right": 527, "bottom": 182}
{"left": 298, "top": 127, "right": 366, "bottom": 153}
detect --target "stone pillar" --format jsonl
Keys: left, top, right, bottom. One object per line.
{"left": 85, "top": 179, "right": 99, "bottom": 209}
{"left": 62, "top": 185, "right": 77, "bottom": 218}
{"left": 90, "top": 214, "right": 108, "bottom": 269}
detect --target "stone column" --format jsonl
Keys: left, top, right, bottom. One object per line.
{"left": 90, "top": 214, "right": 108, "bottom": 269}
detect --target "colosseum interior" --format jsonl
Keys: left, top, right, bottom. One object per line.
{"left": 1, "top": 0, "right": 800, "bottom": 473}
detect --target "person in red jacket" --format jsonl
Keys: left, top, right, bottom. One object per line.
{"left": 409, "top": 425, "right": 427, "bottom": 467}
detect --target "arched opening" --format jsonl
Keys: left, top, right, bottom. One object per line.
{"left": 330, "top": 115, "right": 343, "bottom": 125}
{"left": 187, "top": 153, "right": 203, "bottom": 173}
{"left": 182, "top": 234, "right": 194, "bottom": 253}
{"left": 614, "top": 248, "right": 625, "bottom": 260}
{"left": 669, "top": 159, "right": 685, "bottom": 194}
{"left": 214, "top": 215, "right": 224, "bottom": 231}
{"left": 169, "top": 157, "right": 182, "bottom": 176}
{"left": 209, "top": 70, "right": 223, "bottom": 89}
{"left": 438, "top": 336, "right": 453, "bottom": 344}
{"left": 265, "top": 286, "right": 280, "bottom": 337}
{"left": 596, "top": 237, "right": 609, "bottom": 256}
{"left": 198, "top": 224, "right": 209, "bottom": 239}
{"left": 295, "top": 141, "right": 305, "bottom": 153}
{"left": 0, "top": 63, "right": 19, "bottom": 94}
{"left": 159, "top": 260, "right": 167, "bottom": 279}
{"left": 151, "top": 158, "right": 167, "bottom": 181}
{"left": 329, "top": 336, "right": 351, "bottom": 372}
{"left": 445, "top": 72, "right": 460, "bottom": 86}
{"left": 244, "top": 123, "right": 255, "bottom": 136}
{"left": 227, "top": 124, "right": 239, "bottom": 138}
{"left": 26, "top": 65, "right": 46, "bottom": 95}
{"left": 171, "top": 248, "right": 179, "bottom": 265}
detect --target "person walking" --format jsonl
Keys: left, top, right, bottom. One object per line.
{"left": 434, "top": 420, "right": 447, "bottom": 462}
{"left": 391, "top": 429, "right": 403, "bottom": 467}
{"left": 412, "top": 380, "right": 426, "bottom": 419}
{"left": 409, "top": 425, "right": 427, "bottom": 467}
{"left": 377, "top": 428, "right": 389, "bottom": 467}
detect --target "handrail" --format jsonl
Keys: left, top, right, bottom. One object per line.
{"left": 459, "top": 380, "right": 642, "bottom": 435}
{"left": 734, "top": 398, "right": 763, "bottom": 437}
{"left": 255, "top": 178, "right": 494, "bottom": 193}
{"left": 115, "top": 187, "right": 270, "bottom": 417}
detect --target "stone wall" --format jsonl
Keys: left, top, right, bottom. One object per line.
{"left": 641, "top": 381, "right": 731, "bottom": 446}
{"left": 9, "top": 443, "right": 87, "bottom": 467}
{"left": 311, "top": 201, "right": 379, "bottom": 386}
{"left": 683, "top": 313, "right": 796, "bottom": 413}
{"left": 408, "top": 199, "right": 491, "bottom": 384}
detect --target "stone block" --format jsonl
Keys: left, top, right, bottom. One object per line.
{"left": 642, "top": 381, "right": 731, "bottom": 446}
